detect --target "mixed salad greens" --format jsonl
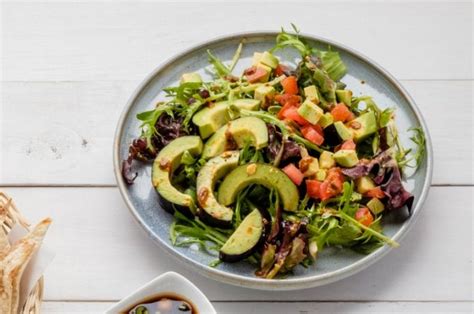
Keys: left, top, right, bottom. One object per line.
{"left": 122, "top": 26, "right": 425, "bottom": 279}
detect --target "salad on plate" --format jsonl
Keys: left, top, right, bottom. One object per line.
{"left": 122, "top": 27, "right": 425, "bottom": 279}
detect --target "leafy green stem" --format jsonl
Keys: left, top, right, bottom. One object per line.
{"left": 338, "top": 212, "right": 399, "bottom": 247}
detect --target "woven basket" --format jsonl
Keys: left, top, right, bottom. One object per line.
{"left": 1, "top": 192, "right": 44, "bottom": 314}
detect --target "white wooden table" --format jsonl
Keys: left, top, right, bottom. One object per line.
{"left": 1, "top": 1, "right": 473, "bottom": 313}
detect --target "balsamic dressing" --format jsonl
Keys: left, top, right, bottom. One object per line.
{"left": 126, "top": 293, "right": 197, "bottom": 314}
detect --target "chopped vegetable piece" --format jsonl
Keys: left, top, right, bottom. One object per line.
{"left": 341, "top": 139, "right": 356, "bottom": 150}
{"left": 306, "top": 179, "right": 321, "bottom": 199}
{"left": 281, "top": 76, "right": 299, "bottom": 95}
{"left": 283, "top": 163, "right": 304, "bottom": 186}
{"left": 245, "top": 66, "right": 270, "bottom": 83}
{"left": 319, "top": 168, "right": 344, "bottom": 200}
{"left": 283, "top": 106, "right": 309, "bottom": 126}
{"left": 366, "top": 187, "right": 385, "bottom": 199}
{"left": 355, "top": 207, "right": 374, "bottom": 227}
{"left": 275, "top": 94, "right": 301, "bottom": 106}
{"left": 319, "top": 151, "right": 336, "bottom": 169}
{"left": 297, "top": 99, "right": 323, "bottom": 125}
{"left": 355, "top": 176, "right": 376, "bottom": 194}
{"left": 330, "top": 103, "right": 352, "bottom": 122}
{"left": 367, "top": 198, "right": 385, "bottom": 215}
{"left": 275, "top": 64, "right": 290, "bottom": 76}
{"left": 301, "top": 125, "right": 324, "bottom": 145}
{"left": 304, "top": 85, "right": 320, "bottom": 104}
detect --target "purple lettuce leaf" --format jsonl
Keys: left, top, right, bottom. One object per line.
{"left": 342, "top": 150, "right": 414, "bottom": 213}
{"left": 265, "top": 124, "right": 301, "bottom": 164}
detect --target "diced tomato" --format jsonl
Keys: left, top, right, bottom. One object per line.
{"left": 341, "top": 139, "right": 356, "bottom": 150}
{"left": 275, "top": 64, "right": 290, "bottom": 76}
{"left": 283, "top": 164, "right": 304, "bottom": 186}
{"left": 245, "top": 66, "right": 268, "bottom": 83}
{"left": 312, "top": 124, "right": 323, "bottom": 136}
{"left": 282, "top": 106, "right": 309, "bottom": 126}
{"left": 347, "top": 111, "right": 356, "bottom": 121}
{"left": 365, "top": 187, "right": 385, "bottom": 199}
{"left": 318, "top": 181, "right": 331, "bottom": 201}
{"left": 355, "top": 207, "right": 374, "bottom": 227}
{"left": 319, "top": 168, "right": 344, "bottom": 200}
{"left": 301, "top": 125, "right": 324, "bottom": 145}
{"left": 330, "top": 103, "right": 352, "bottom": 122}
{"left": 281, "top": 76, "right": 299, "bottom": 95}
{"left": 275, "top": 94, "right": 301, "bottom": 106}
{"left": 306, "top": 180, "right": 321, "bottom": 199}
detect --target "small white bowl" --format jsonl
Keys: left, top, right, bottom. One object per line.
{"left": 105, "top": 271, "right": 216, "bottom": 313}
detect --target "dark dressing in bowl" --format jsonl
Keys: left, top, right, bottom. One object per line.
{"left": 126, "top": 293, "right": 197, "bottom": 314}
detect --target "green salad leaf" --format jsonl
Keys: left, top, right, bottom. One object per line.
{"left": 207, "top": 49, "right": 231, "bottom": 77}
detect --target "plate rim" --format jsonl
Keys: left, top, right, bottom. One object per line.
{"left": 113, "top": 30, "right": 434, "bottom": 290}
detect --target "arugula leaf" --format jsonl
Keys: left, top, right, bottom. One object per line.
{"left": 229, "top": 42, "right": 243, "bottom": 72}
{"left": 317, "top": 50, "right": 347, "bottom": 82}
{"left": 352, "top": 239, "right": 384, "bottom": 254}
{"left": 379, "top": 108, "right": 395, "bottom": 128}
{"left": 313, "top": 67, "right": 336, "bottom": 102}
{"left": 170, "top": 210, "right": 230, "bottom": 253}
{"left": 272, "top": 27, "right": 312, "bottom": 57}
{"left": 338, "top": 211, "right": 399, "bottom": 247}
{"left": 164, "top": 82, "right": 202, "bottom": 101}
{"left": 207, "top": 49, "right": 230, "bottom": 77}
{"left": 182, "top": 100, "right": 204, "bottom": 129}
{"left": 326, "top": 220, "right": 361, "bottom": 246}
{"left": 409, "top": 127, "right": 426, "bottom": 169}
{"left": 397, "top": 127, "right": 426, "bottom": 172}
{"left": 239, "top": 140, "right": 265, "bottom": 165}
{"left": 272, "top": 26, "right": 347, "bottom": 81}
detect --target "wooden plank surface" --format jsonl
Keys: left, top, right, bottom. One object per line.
{"left": 41, "top": 301, "right": 474, "bottom": 314}
{"left": 2, "top": 2, "right": 472, "bottom": 81}
{"left": 2, "top": 80, "right": 472, "bottom": 185}
{"left": 2, "top": 186, "right": 472, "bottom": 302}
{"left": 1, "top": 1, "right": 472, "bottom": 312}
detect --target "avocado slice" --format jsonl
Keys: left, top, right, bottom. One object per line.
{"left": 192, "top": 99, "right": 260, "bottom": 139}
{"left": 196, "top": 151, "right": 239, "bottom": 227}
{"left": 152, "top": 136, "right": 203, "bottom": 216}
{"left": 355, "top": 176, "right": 376, "bottom": 194}
{"left": 318, "top": 112, "right": 334, "bottom": 129}
{"left": 180, "top": 72, "right": 202, "bottom": 84}
{"left": 219, "top": 208, "right": 265, "bottom": 262}
{"left": 304, "top": 85, "right": 320, "bottom": 104}
{"left": 218, "top": 163, "right": 299, "bottom": 211}
{"left": 252, "top": 51, "right": 278, "bottom": 69}
{"left": 202, "top": 117, "right": 268, "bottom": 159}
{"left": 254, "top": 85, "right": 275, "bottom": 108}
{"left": 316, "top": 169, "right": 327, "bottom": 181}
{"left": 333, "top": 149, "right": 359, "bottom": 167}
{"left": 324, "top": 121, "right": 352, "bottom": 146}
{"left": 297, "top": 99, "right": 323, "bottom": 125}
{"left": 367, "top": 197, "right": 385, "bottom": 215}
{"left": 319, "top": 151, "right": 335, "bottom": 169}
{"left": 298, "top": 156, "right": 319, "bottom": 177}
{"left": 347, "top": 111, "right": 377, "bottom": 143}
{"left": 336, "top": 89, "right": 352, "bottom": 107}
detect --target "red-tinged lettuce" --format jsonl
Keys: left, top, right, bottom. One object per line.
{"left": 261, "top": 219, "right": 308, "bottom": 279}
{"left": 342, "top": 150, "right": 414, "bottom": 213}
{"left": 265, "top": 124, "right": 301, "bottom": 165}
{"left": 283, "top": 234, "right": 307, "bottom": 271}
{"left": 121, "top": 138, "right": 156, "bottom": 185}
